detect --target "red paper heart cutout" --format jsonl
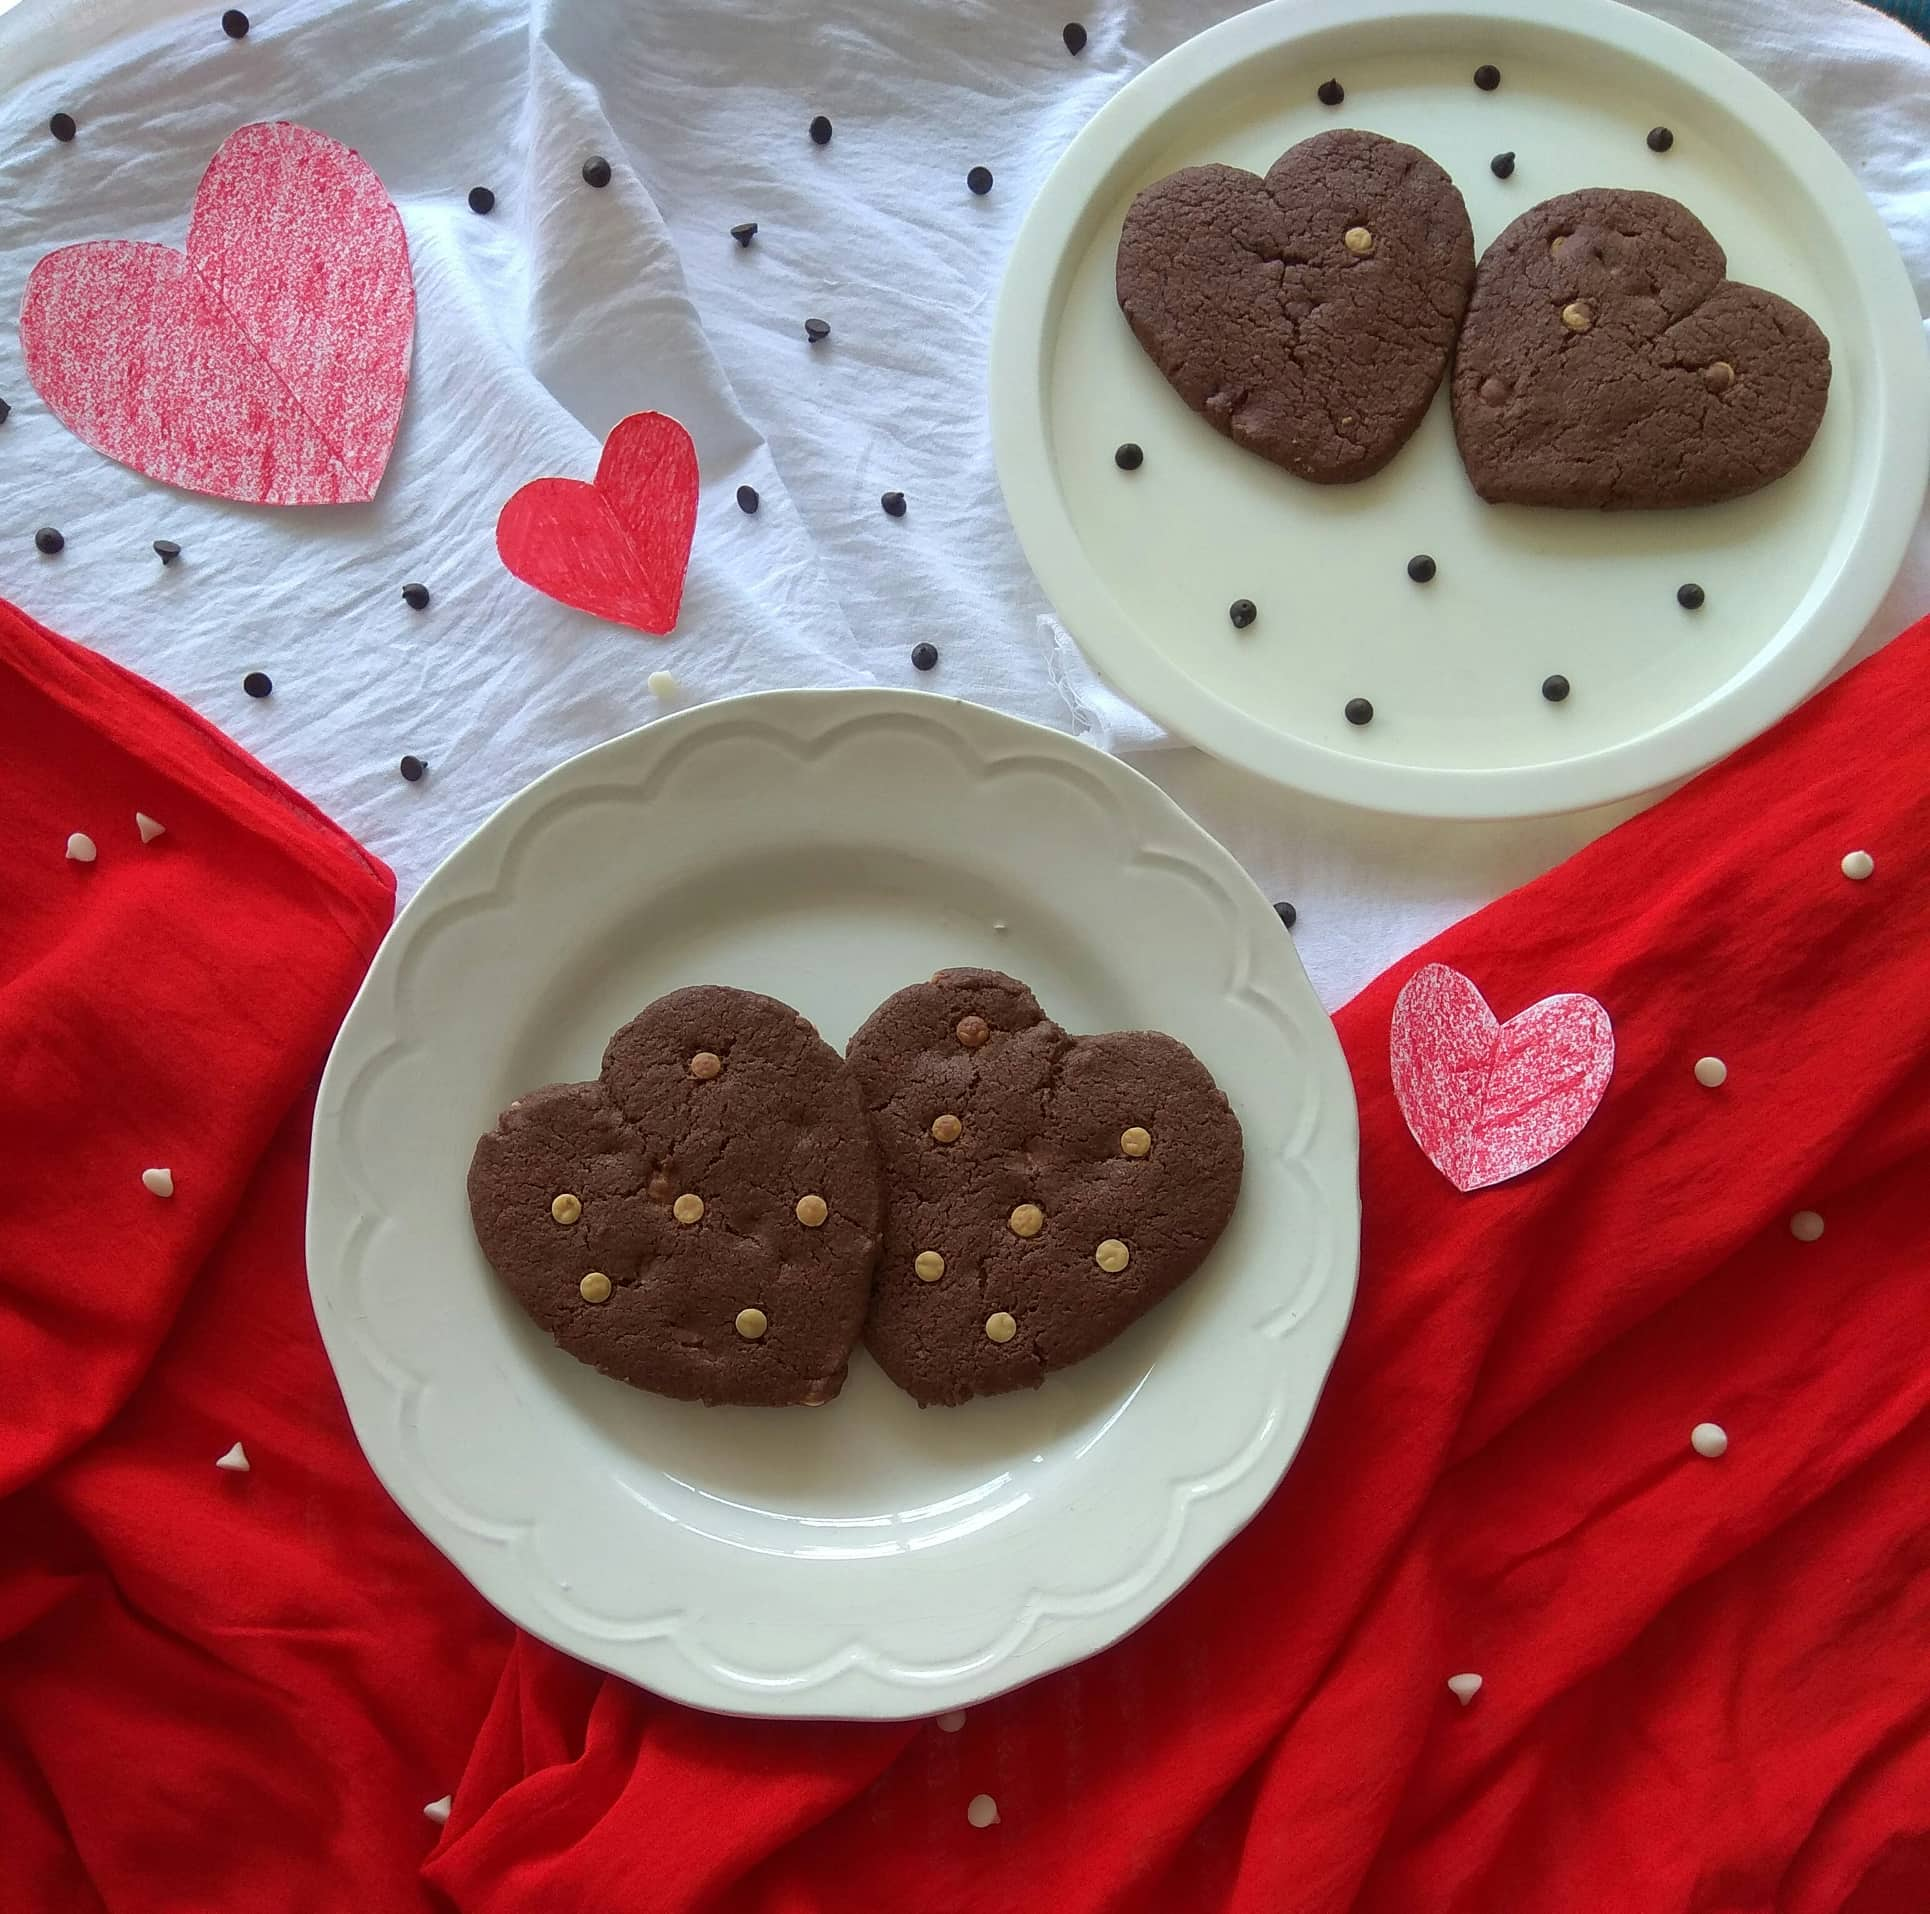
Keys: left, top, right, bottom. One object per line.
{"left": 20, "top": 122, "right": 414, "bottom": 507}
{"left": 1390, "top": 963, "right": 1614, "bottom": 1193}
{"left": 495, "top": 412, "right": 699, "bottom": 636}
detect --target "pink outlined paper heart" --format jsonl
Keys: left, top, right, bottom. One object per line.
{"left": 1390, "top": 963, "right": 1614, "bottom": 1193}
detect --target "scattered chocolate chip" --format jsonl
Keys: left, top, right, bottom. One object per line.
{"left": 1062, "top": 21, "right": 1087, "bottom": 53}
{"left": 804, "top": 317, "right": 830, "bottom": 343}
{"left": 881, "top": 490, "right": 907, "bottom": 517}
{"left": 736, "top": 484, "right": 760, "bottom": 514}
{"left": 1274, "top": 900, "right": 1297, "bottom": 930}
{"left": 730, "top": 220, "right": 758, "bottom": 246}
{"left": 0, "top": 398, "right": 10, "bottom": 424}
{"left": 581, "top": 155, "right": 612, "bottom": 188}
{"left": 1490, "top": 151, "right": 1515, "bottom": 179}
{"left": 402, "top": 582, "right": 430, "bottom": 610}
{"left": 1316, "top": 78, "right": 1343, "bottom": 106}
{"left": 1406, "top": 553, "right": 1437, "bottom": 583}
{"left": 1541, "top": 673, "right": 1571, "bottom": 702}
{"left": 1114, "top": 441, "right": 1143, "bottom": 470}
{"left": 911, "top": 641, "right": 939, "bottom": 671}
{"left": 1647, "top": 125, "right": 1674, "bottom": 152}
{"left": 1228, "top": 598, "right": 1257, "bottom": 630}
{"left": 1474, "top": 63, "right": 1501, "bottom": 90}
{"left": 34, "top": 527, "right": 63, "bottom": 554}
{"left": 153, "top": 539, "right": 181, "bottom": 564}
{"left": 221, "top": 9, "right": 250, "bottom": 36}
{"left": 49, "top": 112, "right": 76, "bottom": 142}
{"left": 809, "top": 114, "right": 833, "bottom": 146}
{"left": 1344, "top": 697, "right": 1374, "bottom": 726}
{"left": 967, "top": 165, "right": 994, "bottom": 196}
{"left": 243, "top": 670, "right": 273, "bottom": 699}
{"left": 399, "top": 754, "right": 428, "bottom": 782}
{"left": 1677, "top": 582, "right": 1705, "bottom": 609}
{"left": 467, "top": 186, "right": 495, "bottom": 214}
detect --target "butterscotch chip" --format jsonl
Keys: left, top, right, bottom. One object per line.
{"left": 985, "top": 1311, "right": 1017, "bottom": 1344}
{"left": 1120, "top": 1127, "right": 1151, "bottom": 1158}
{"left": 930, "top": 1113, "right": 962, "bottom": 1144}
{"left": 1560, "top": 300, "right": 1593, "bottom": 332}
{"left": 956, "top": 1015, "right": 990, "bottom": 1049}
{"left": 1008, "top": 1203, "right": 1044, "bottom": 1238}
{"left": 1095, "top": 1239, "right": 1131, "bottom": 1273}
{"left": 795, "top": 1193, "right": 828, "bottom": 1228}
{"left": 689, "top": 1050, "right": 723, "bottom": 1080}
{"left": 579, "top": 1271, "right": 611, "bottom": 1303}
{"left": 673, "top": 1192, "right": 705, "bottom": 1225}
{"left": 915, "top": 1250, "right": 946, "bottom": 1282}
{"left": 1343, "top": 225, "right": 1374, "bottom": 256}
{"left": 735, "top": 1307, "right": 768, "bottom": 1339}
{"left": 550, "top": 1192, "right": 582, "bottom": 1224}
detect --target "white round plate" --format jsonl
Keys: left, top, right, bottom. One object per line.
{"left": 308, "top": 691, "right": 1359, "bottom": 1719}
{"left": 990, "top": 0, "right": 1929, "bottom": 818}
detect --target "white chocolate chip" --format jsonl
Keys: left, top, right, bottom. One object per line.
{"left": 1094, "top": 1238, "right": 1130, "bottom": 1273}
{"left": 550, "top": 1192, "right": 582, "bottom": 1225}
{"left": 736, "top": 1306, "right": 768, "bottom": 1340}
{"left": 1446, "top": 1673, "right": 1483, "bottom": 1706}
{"left": 647, "top": 670, "right": 679, "bottom": 700}
{"left": 579, "top": 1271, "right": 612, "bottom": 1304}
{"left": 1561, "top": 300, "right": 1594, "bottom": 332}
{"left": 795, "top": 1193, "right": 828, "bottom": 1228}
{"left": 135, "top": 812, "right": 166, "bottom": 844}
{"left": 422, "top": 1796, "right": 452, "bottom": 1826}
{"left": 1840, "top": 850, "right": 1874, "bottom": 881}
{"left": 985, "top": 1311, "right": 1017, "bottom": 1344}
{"left": 142, "top": 1167, "right": 174, "bottom": 1198}
{"left": 937, "top": 1710, "right": 967, "bottom": 1733}
{"left": 915, "top": 1250, "right": 946, "bottom": 1282}
{"left": 1008, "top": 1203, "right": 1043, "bottom": 1239}
{"left": 1788, "top": 1210, "right": 1824, "bottom": 1243}
{"left": 1343, "top": 225, "right": 1374, "bottom": 256}
{"left": 689, "top": 1050, "right": 723, "bottom": 1080}
{"left": 673, "top": 1192, "right": 705, "bottom": 1225}
{"left": 930, "top": 1113, "right": 962, "bottom": 1144}
{"left": 1693, "top": 1056, "right": 1727, "bottom": 1089}
{"left": 1120, "top": 1127, "right": 1152, "bottom": 1158}
{"left": 214, "top": 1441, "right": 250, "bottom": 1473}
{"left": 967, "top": 1793, "right": 1000, "bottom": 1828}
{"left": 1691, "top": 1422, "right": 1728, "bottom": 1458}
{"left": 66, "top": 832, "right": 97, "bottom": 863}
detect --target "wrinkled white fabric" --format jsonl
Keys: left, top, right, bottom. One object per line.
{"left": 1, "top": 0, "right": 1924, "bottom": 1008}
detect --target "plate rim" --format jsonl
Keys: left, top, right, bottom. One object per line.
{"left": 306, "top": 687, "right": 1362, "bottom": 1719}
{"left": 988, "top": 0, "right": 1930, "bottom": 820}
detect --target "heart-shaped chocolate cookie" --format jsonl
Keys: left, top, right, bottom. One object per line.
{"left": 1451, "top": 188, "right": 1830, "bottom": 508}
{"left": 846, "top": 969, "right": 1244, "bottom": 1407}
{"left": 1116, "top": 128, "right": 1475, "bottom": 482}
{"left": 467, "top": 986, "right": 882, "bottom": 1407}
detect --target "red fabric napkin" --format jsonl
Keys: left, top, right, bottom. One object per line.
{"left": 3, "top": 592, "right": 1928, "bottom": 1914}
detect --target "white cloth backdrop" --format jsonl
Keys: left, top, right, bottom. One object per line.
{"left": 3, "top": 0, "right": 1926, "bottom": 1010}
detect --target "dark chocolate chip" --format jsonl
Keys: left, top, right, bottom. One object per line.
{"left": 911, "top": 642, "right": 939, "bottom": 671}
{"left": 1274, "top": 900, "right": 1297, "bottom": 930}
{"left": 1647, "top": 126, "right": 1674, "bottom": 152}
{"left": 153, "top": 539, "right": 181, "bottom": 564}
{"left": 402, "top": 582, "right": 430, "bottom": 610}
{"left": 805, "top": 317, "right": 830, "bottom": 343}
{"left": 1228, "top": 598, "right": 1257, "bottom": 630}
{"left": 34, "top": 527, "right": 63, "bottom": 554}
{"left": 399, "top": 755, "right": 428, "bottom": 782}
{"left": 967, "top": 165, "right": 993, "bottom": 196}
{"left": 467, "top": 186, "right": 496, "bottom": 214}
{"left": 881, "top": 490, "right": 907, "bottom": 517}
{"left": 1406, "top": 553, "right": 1437, "bottom": 583}
{"left": 1344, "top": 697, "right": 1374, "bottom": 726}
{"left": 50, "top": 112, "right": 76, "bottom": 142}
{"left": 221, "top": 9, "right": 249, "bottom": 36}
{"left": 1541, "top": 674, "right": 1571, "bottom": 702}
{"left": 736, "top": 484, "right": 760, "bottom": 514}
{"left": 0, "top": 398, "right": 10, "bottom": 424}
{"left": 1474, "top": 64, "right": 1501, "bottom": 90}
{"left": 1114, "top": 441, "right": 1143, "bottom": 470}
{"left": 809, "top": 114, "right": 833, "bottom": 145}
{"left": 581, "top": 155, "right": 612, "bottom": 188}
{"left": 1316, "top": 78, "right": 1344, "bottom": 106}
{"left": 243, "top": 670, "right": 273, "bottom": 698}
{"left": 730, "top": 221, "right": 758, "bottom": 246}
{"left": 1490, "top": 151, "right": 1515, "bottom": 179}
{"left": 1062, "top": 21, "right": 1087, "bottom": 53}
{"left": 1677, "top": 582, "right": 1705, "bottom": 609}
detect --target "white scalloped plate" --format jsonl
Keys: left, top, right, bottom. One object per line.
{"left": 307, "top": 692, "right": 1359, "bottom": 1719}
{"left": 989, "top": 0, "right": 1929, "bottom": 818}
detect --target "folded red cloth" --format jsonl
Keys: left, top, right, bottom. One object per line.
{"left": 2, "top": 594, "right": 1926, "bottom": 1914}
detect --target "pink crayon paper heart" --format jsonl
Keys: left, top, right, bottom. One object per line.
{"left": 1390, "top": 963, "right": 1614, "bottom": 1193}
{"left": 495, "top": 412, "right": 699, "bottom": 636}
{"left": 20, "top": 122, "right": 414, "bottom": 507}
